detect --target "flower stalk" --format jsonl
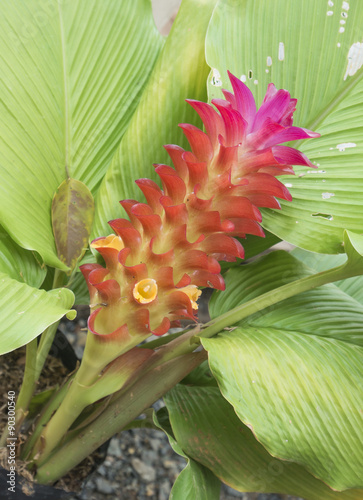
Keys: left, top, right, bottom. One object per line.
{"left": 35, "top": 350, "right": 207, "bottom": 484}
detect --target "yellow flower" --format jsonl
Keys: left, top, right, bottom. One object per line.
{"left": 179, "top": 285, "right": 201, "bottom": 310}
{"left": 91, "top": 234, "right": 124, "bottom": 251}
{"left": 133, "top": 279, "right": 158, "bottom": 304}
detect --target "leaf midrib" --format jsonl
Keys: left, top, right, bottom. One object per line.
{"left": 308, "top": 69, "right": 363, "bottom": 132}
{"left": 243, "top": 319, "right": 363, "bottom": 347}
{"left": 58, "top": 0, "right": 70, "bottom": 179}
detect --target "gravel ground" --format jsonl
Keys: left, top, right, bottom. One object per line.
{"left": 67, "top": 425, "right": 300, "bottom": 500}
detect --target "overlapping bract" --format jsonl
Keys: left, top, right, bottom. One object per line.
{"left": 81, "top": 71, "right": 319, "bottom": 339}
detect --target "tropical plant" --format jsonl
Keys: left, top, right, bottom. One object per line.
{"left": 0, "top": 0, "right": 363, "bottom": 498}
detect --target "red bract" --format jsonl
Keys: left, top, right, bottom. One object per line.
{"left": 81, "top": 72, "right": 319, "bottom": 339}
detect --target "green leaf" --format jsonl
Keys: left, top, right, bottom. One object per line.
{"left": 92, "top": 0, "right": 218, "bottom": 239}
{"left": 67, "top": 249, "right": 98, "bottom": 305}
{"left": 205, "top": 0, "right": 363, "bottom": 253}
{"left": 28, "top": 388, "right": 57, "bottom": 419}
{"left": 202, "top": 329, "right": 363, "bottom": 491}
{"left": 344, "top": 230, "right": 363, "bottom": 267}
{"left": 209, "top": 251, "right": 363, "bottom": 346}
{"left": 0, "top": 0, "right": 163, "bottom": 268}
{"left": 170, "top": 459, "right": 221, "bottom": 500}
{"left": 154, "top": 405, "right": 221, "bottom": 500}
{"left": 242, "top": 230, "right": 281, "bottom": 260}
{"left": 220, "top": 230, "right": 281, "bottom": 274}
{"left": 165, "top": 384, "right": 363, "bottom": 499}
{"left": 52, "top": 178, "right": 94, "bottom": 273}
{"left": 292, "top": 245, "right": 363, "bottom": 306}
{"left": 291, "top": 247, "right": 347, "bottom": 272}
{"left": 0, "top": 226, "right": 46, "bottom": 288}
{"left": 180, "top": 360, "right": 218, "bottom": 387}
{"left": 154, "top": 406, "right": 187, "bottom": 459}
{"left": 0, "top": 273, "right": 74, "bottom": 355}
{"left": 290, "top": 231, "right": 363, "bottom": 306}
{"left": 69, "top": 271, "right": 89, "bottom": 305}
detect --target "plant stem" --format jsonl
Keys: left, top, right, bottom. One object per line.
{"left": 35, "top": 350, "right": 207, "bottom": 484}
{"left": 199, "top": 262, "right": 355, "bottom": 339}
{"left": 34, "top": 322, "right": 59, "bottom": 381}
{"left": 14, "top": 338, "right": 38, "bottom": 428}
{"left": 35, "top": 269, "right": 65, "bottom": 379}
{"left": 29, "top": 371, "right": 93, "bottom": 464}
{"left": 20, "top": 377, "right": 73, "bottom": 460}
{"left": 139, "top": 327, "right": 192, "bottom": 350}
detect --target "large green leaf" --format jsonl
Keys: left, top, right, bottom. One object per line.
{"left": 202, "top": 329, "right": 363, "bottom": 491}
{"left": 165, "top": 384, "right": 363, "bottom": 499}
{"left": 0, "top": 226, "right": 46, "bottom": 288}
{"left": 209, "top": 251, "right": 363, "bottom": 346}
{"left": 206, "top": 0, "right": 363, "bottom": 253}
{"left": 0, "top": 0, "right": 163, "bottom": 268}
{"left": 92, "top": 0, "right": 218, "bottom": 239}
{"left": 0, "top": 273, "right": 75, "bottom": 354}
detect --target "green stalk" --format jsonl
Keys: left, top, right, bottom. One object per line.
{"left": 35, "top": 351, "right": 207, "bottom": 484}
{"left": 30, "top": 329, "right": 148, "bottom": 464}
{"left": 29, "top": 368, "right": 95, "bottom": 464}
{"left": 34, "top": 269, "right": 66, "bottom": 379}
{"left": 34, "top": 322, "right": 60, "bottom": 381}
{"left": 14, "top": 338, "right": 38, "bottom": 428}
{"left": 199, "top": 262, "right": 356, "bottom": 339}
{"left": 20, "top": 378, "right": 73, "bottom": 460}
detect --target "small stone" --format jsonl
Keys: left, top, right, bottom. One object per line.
{"left": 149, "top": 438, "right": 160, "bottom": 451}
{"left": 74, "top": 345, "right": 84, "bottom": 359}
{"left": 258, "top": 495, "right": 283, "bottom": 500}
{"left": 97, "top": 464, "right": 107, "bottom": 476}
{"left": 108, "top": 437, "right": 123, "bottom": 457}
{"left": 95, "top": 477, "right": 115, "bottom": 494}
{"left": 222, "top": 485, "right": 247, "bottom": 499}
{"left": 146, "top": 483, "right": 156, "bottom": 496}
{"left": 158, "top": 479, "right": 171, "bottom": 500}
{"left": 221, "top": 484, "right": 249, "bottom": 498}
{"left": 128, "top": 446, "right": 136, "bottom": 454}
{"left": 131, "top": 457, "right": 157, "bottom": 482}
{"left": 141, "top": 449, "right": 157, "bottom": 464}
{"left": 163, "top": 459, "right": 174, "bottom": 469}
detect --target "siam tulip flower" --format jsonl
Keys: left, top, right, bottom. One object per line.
{"left": 81, "top": 71, "right": 319, "bottom": 347}
{"left": 33, "top": 74, "right": 321, "bottom": 467}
